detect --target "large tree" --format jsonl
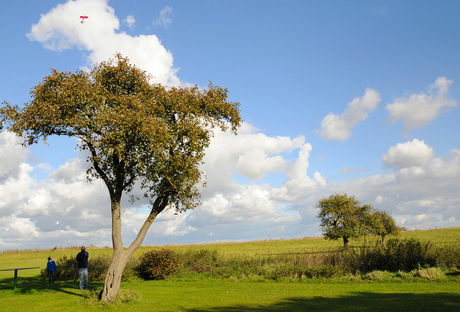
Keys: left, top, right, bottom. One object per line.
{"left": 369, "top": 209, "right": 399, "bottom": 246}
{"left": 316, "top": 193, "right": 373, "bottom": 248}
{"left": 0, "top": 54, "right": 241, "bottom": 301}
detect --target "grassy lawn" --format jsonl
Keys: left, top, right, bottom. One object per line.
{"left": 1, "top": 228, "right": 460, "bottom": 311}
{"left": 1, "top": 278, "right": 460, "bottom": 311}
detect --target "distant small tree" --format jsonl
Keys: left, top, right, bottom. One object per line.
{"left": 316, "top": 193, "right": 373, "bottom": 248}
{"left": 370, "top": 209, "right": 399, "bottom": 246}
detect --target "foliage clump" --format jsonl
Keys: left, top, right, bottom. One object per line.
{"left": 410, "top": 267, "right": 446, "bottom": 281}
{"left": 383, "top": 238, "right": 437, "bottom": 271}
{"left": 40, "top": 254, "right": 139, "bottom": 281}
{"left": 317, "top": 193, "right": 399, "bottom": 247}
{"left": 369, "top": 209, "right": 399, "bottom": 246}
{"left": 180, "top": 249, "right": 219, "bottom": 273}
{"left": 317, "top": 193, "right": 373, "bottom": 247}
{"left": 136, "top": 249, "right": 179, "bottom": 280}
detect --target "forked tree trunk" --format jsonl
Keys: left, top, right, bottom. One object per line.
{"left": 343, "top": 236, "right": 349, "bottom": 248}
{"left": 99, "top": 192, "right": 168, "bottom": 302}
{"left": 100, "top": 197, "right": 125, "bottom": 302}
{"left": 101, "top": 249, "right": 129, "bottom": 301}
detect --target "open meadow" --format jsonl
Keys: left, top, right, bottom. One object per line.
{"left": 1, "top": 228, "right": 460, "bottom": 311}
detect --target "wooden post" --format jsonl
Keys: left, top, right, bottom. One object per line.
{"left": 13, "top": 269, "right": 18, "bottom": 290}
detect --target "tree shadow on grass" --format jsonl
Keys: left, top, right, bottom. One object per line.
{"left": 0, "top": 276, "right": 103, "bottom": 297}
{"left": 184, "top": 292, "right": 460, "bottom": 312}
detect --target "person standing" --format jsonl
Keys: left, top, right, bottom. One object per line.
{"left": 76, "top": 246, "right": 89, "bottom": 290}
{"left": 47, "top": 256, "right": 56, "bottom": 284}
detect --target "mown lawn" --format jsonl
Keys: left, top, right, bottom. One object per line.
{"left": 1, "top": 277, "right": 460, "bottom": 311}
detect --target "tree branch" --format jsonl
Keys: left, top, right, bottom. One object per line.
{"left": 126, "top": 192, "right": 171, "bottom": 256}
{"left": 86, "top": 140, "right": 114, "bottom": 195}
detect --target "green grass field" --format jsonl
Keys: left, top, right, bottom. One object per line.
{"left": 1, "top": 228, "right": 460, "bottom": 311}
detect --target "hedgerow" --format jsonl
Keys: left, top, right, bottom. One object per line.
{"left": 41, "top": 238, "right": 459, "bottom": 282}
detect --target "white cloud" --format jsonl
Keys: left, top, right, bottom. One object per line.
{"left": 153, "top": 6, "right": 173, "bottom": 28}
{"left": 317, "top": 88, "right": 381, "bottom": 141}
{"left": 416, "top": 214, "right": 427, "bottom": 221}
{"left": 123, "top": 15, "right": 135, "bottom": 29}
{"left": 26, "top": 0, "right": 181, "bottom": 85}
{"left": 199, "top": 123, "right": 305, "bottom": 194}
{"left": 0, "top": 131, "right": 29, "bottom": 182}
{"left": 382, "top": 139, "right": 434, "bottom": 169}
{"left": 236, "top": 148, "right": 288, "bottom": 181}
{"left": 340, "top": 167, "right": 363, "bottom": 173}
{"left": 426, "top": 149, "right": 460, "bottom": 178}
{"left": 386, "top": 77, "right": 458, "bottom": 129}
{"left": 1, "top": 125, "right": 460, "bottom": 250}
{"left": 374, "top": 195, "right": 385, "bottom": 204}
{"left": 0, "top": 132, "right": 37, "bottom": 217}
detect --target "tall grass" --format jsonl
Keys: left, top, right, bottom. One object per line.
{"left": 172, "top": 237, "right": 460, "bottom": 280}
{"left": 38, "top": 237, "right": 460, "bottom": 282}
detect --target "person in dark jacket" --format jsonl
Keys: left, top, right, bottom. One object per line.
{"left": 47, "top": 256, "right": 56, "bottom": 284}
{"left": 76, "top": 246, "right": 89, "bottom": 289}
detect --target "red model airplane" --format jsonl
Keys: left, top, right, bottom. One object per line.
{"left": 80, "top": 15, "right": 88, "bottom": 24}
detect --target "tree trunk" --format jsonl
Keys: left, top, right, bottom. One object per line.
{"left": 343, "top": 236, "right": 349, "bottom": 248}
{"left": 99, "top": 192, "right": 169, "bottom": 302}
{"left": 381, "top": 234, "right": 386, "bottom": 246}
{"left": 100, "top": 196, "right": 125, "bottom": 302}
{"left": 100, "top": 249, "right": 129, "bottom": 301}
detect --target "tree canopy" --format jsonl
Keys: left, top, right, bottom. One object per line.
{"left": 0, "top": 53, "right": 242, "bottom": 301}
{"left": 316, "top": 193, "right": 373, "bottom": 247}
{"left": 369, "top": 209, "right": 399, "bottom": 246}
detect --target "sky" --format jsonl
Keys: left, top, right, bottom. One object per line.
{"left": 1, "top": 0, "right": 459, "bottom": 251}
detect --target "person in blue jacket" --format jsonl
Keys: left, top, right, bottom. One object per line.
{"left": 76, "top": 246, "right": 89, "bottom": 290}
{"left": 47, "top": 256, "right": 56, "bottom": 284}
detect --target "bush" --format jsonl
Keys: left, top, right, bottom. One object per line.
{"left": 179, "top": 249, "right": 219, "bottom": 273}
{"left": 41, "top": 255, "right": 78, "bottom": 280}
{"left": 435, "top": 243, "right": 460, "bottom": 268}
{"left": 317, "top": 237, "right": 442, "bottom": 274}
{"left": 41, "top": 254, "right": 140, "bottom": 281}
{"left": 136, "top": 249, "right": 179, "bottom": 280}
{"left": 411, "top": 267, "right": 445, "bottom": 281}
{"left": 383, "top": 238, "right": 436, "bottom": 271}
{"left": 364, "top": 270, "right": 394, "bottom": 281}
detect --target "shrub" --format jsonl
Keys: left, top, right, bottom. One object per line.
{"left": 180, "top": 249, "right": 219, "bottom": 273}
{"left": 435, "top": 243, "right": 460, "bottom": 268}
{"left": 136, "top": 249, "right": 179, "bottom": 280}
{"left": 364, "top": 270, "right": 394, "bottom": 281}
{"left": 41, "top": 254, "right": 140, "bottom": 281}
{"left": 302, "top": 266, "right": 340, "bottom": 278}
{"left": 41, "top": 255, "right": 78, "bottom": 280}
{"left": 411, "top": 267, "right": 445, "bottom": 281}
{"left": 383, "top": 238, "right": 436, "bottom": 271}
{"left": 318, "top": 238, "right": 441, "bottom": 274}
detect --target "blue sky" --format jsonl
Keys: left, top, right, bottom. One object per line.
{"left": 1, "top": 0, "right": 459, "bottom": 251}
